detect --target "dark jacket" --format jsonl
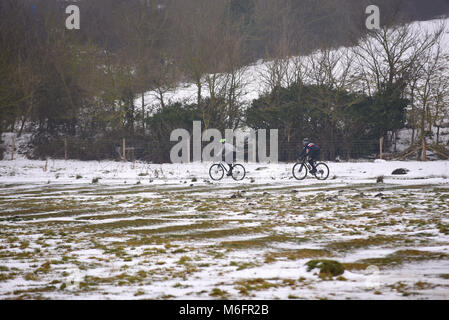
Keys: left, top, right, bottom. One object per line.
{"left": 299, "top": 143, "right": 320, "bottom": 158}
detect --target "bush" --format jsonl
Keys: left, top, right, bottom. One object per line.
{"left": 30, "top": 132, "right": 122, "bottom": 161}
{"left": 306, "top": 259, "right": 345, "bottom": 278}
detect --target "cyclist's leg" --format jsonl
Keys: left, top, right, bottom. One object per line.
{"left": 309, "top": 151, "right": 318, "bottom": 173}
{"left": 223, "top": 151, "right": 233, "bottom": 175}
{"left": 308, "top": 158, "right": 316, "bottom": 172}
{"left": 226, "top": 163, "right": 233, "bottom": 176}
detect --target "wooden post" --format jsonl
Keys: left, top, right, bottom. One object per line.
{"left": 11, "top": 135, "right": 15, "bottom": 160}
{"left": 422, "top": 136, "right": 427, "bottom": 162}
{"left": 64, "top": 137, "right": 68, "bottom": 161}
{"left": 379, "top": 136, "right": 383, "bottom": 160}
{"left": 122, "top": 138, "right": 126, "bottom": 162}
{"left": 142, "top": 92, "right": 145, "bottom": 133}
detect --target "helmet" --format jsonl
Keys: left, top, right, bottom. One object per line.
{"left": 303, "top": 138, "right": 310, "bottom": 145}
{"left": 220, "top": 138, "right": 226, "bottom": 144}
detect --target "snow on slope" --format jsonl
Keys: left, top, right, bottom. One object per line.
{"left": 134, "top": 17, "right": 449, "bottom": 156}
{"left": 136, "top": 18, "right": 449, "bottom": 113}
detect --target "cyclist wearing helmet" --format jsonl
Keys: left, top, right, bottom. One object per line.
{"left": 298, "top": 138, "right": 320, "bottom": 174}
{"left": 219, "top": 138, "right": 236, "bottom": 176}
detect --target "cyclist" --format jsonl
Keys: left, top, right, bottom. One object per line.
{"left": 298, "top": 138, "right": 320, "bottom": 174}
{"left": 219, "top": 138, "right": 236, "bottom": 176}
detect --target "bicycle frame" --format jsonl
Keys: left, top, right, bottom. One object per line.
{"left": 216, "top": 162, "right": 232, "bottom": 174}
{"left": 300, "top": 157, "right": 316, "bottom": 169}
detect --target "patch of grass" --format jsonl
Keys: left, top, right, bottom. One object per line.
{"left": 437, "top": 223, "right": 449, "bottom": 235}
{"left": 264, "top": 249, "right": 332, "bottom": 263}
{"left": 134, "top": 290, "right": 145, "bottom": 296}
{"left": 359, "top": 250, "right": 448, "bottom": 267}
{"left": 19, "top": 241, "right": 30, "bottom": 250}
{"left": 235, "top": 278, "right": 278, "bottom": 292}
{"left": 13, "top": 286, "right": 57, "bottom": 296}
{"left": 326, "top": 235, "right": 405, "bottom": 252}
{"left": 210, "top": 288, "right": 229, "bottom": 299}
{"left": 172, "top": 248, "right": 188, "bottom": 254}
{"left": 221, "top": 235, "right": 306, "bottom": 249}
{"left": 24, "top": 273, "right": 40, "bottom": 281}
{"left": 195, "top": 203, "right": 217, "bottom": 212}
{"left": 82, "top": 271, "right": 148, "bottom": 287}
{"left": 35, "top": 261, "right": 51, "bottom": 274}
{"left": 342, "top": 263, "right": 370, "bottom": 271}
{"left": 306, "top": 260, "right": 345, "bottom": 279}
{"left": 0, "top": 272, "right": 17, "bottom": 281}
{"left": 388, "top": 281, "right": 416, "bottom": 296}
{"left": 414, "top": 281, "right": 436, "bottom": 290}
{"left": 388, "top": 207, "right": 405, "bottom": 214}
{"left": 229, "top": 261, "right": 259, "bottom": 270}
{"left": 178, "top": 256, "right": 192, "bottom": 265}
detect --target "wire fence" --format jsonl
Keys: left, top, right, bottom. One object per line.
{"left": 33, "top": 135, "right": 383, "bottom": 163}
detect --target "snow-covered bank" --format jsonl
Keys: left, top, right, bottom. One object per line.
{"left": 136, "top": 18, "right": 449, "bottom": 113}
{"left": 0, "top": 159, "right": 448, "bottom": 187}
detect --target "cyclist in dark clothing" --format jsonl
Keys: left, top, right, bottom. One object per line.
{"left": 298, "top": 138, "right": 320, "bottom": 174}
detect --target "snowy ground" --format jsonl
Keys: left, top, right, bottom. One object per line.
{"left": 0, "top": 159, "right": 449, "bottom": 299}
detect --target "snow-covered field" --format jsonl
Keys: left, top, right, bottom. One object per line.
{"left": 1, "top": 159, "right": 449, "bottom": 299}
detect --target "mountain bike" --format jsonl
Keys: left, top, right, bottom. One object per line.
{"left": 209, "top": 162, "right": 246, "bottom": 181}
{"left": 292, "top": 157, "right": 329, "bottom": 180}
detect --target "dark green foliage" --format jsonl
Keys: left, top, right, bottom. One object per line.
{"left": 306, "top": 259, "right": 345, "bottom": 277}
{"left": 245, "top": 82, "right": 401, "bottom": 161}
{"left": 145, "top": 103, "right": 202, "bottom": 163}
{"left": 368, "top": 81, "right": 408, "bottom": 137}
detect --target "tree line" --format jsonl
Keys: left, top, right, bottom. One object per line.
{"left": 0, "top": 0, "right": 448, "bottom": 161}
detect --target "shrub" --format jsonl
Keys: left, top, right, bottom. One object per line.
{"left": 306, "top": 259, "right": 345, "bottom": 278}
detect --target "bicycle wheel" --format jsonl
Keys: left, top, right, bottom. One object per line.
{"left": 231, "top": 164, "right": 246, "bottom": 181}
{"left": 209, "top": 164, "right": 224, "bottom": 181}
{"left": 292, "top": 162, "right": 308, "bottom": 180}
{"left": 314, "top": 163, "right": 330, "bottom": 180}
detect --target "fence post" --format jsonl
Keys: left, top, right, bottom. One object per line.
{"left": 122, "top": 138, "right": 126, "bottom": 162}
{"left": 11, "top": 135, "right": 15, "bottom": 160}
{"left": 64, "top": 137, "right": 68, "bottom": 160}
{"left": 379, "top": 136, "right": 383, "bottom": 160}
